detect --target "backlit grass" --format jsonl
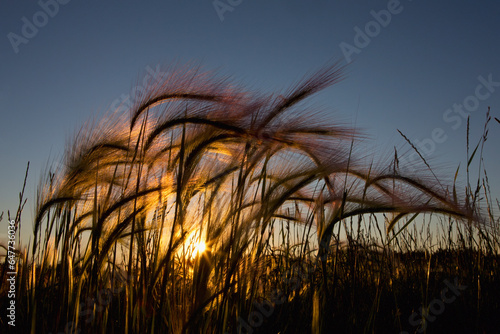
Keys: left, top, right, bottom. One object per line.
{"left": 1, "top": 64, "right": 498, "bottom": 333}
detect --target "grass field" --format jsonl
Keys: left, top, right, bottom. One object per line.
{"left": 1, "top": 64, "right": 499, "bottom": 333}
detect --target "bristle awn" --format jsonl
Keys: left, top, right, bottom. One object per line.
{"left": 16, "top": 63, "right": 491, "bottom": 334}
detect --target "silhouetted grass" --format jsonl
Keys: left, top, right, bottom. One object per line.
{"left": 0, "top": 65, "right": 498, "bottom": 333}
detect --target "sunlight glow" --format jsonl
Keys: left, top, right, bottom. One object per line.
{"left": 193, "top": 240, "right": 206, "bottom": 256}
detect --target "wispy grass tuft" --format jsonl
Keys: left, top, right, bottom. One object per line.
{"left": 1, "top": 64, "right": 497, "bottom": 334}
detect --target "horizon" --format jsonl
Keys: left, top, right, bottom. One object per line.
{"left": 1, "top": 0, "right": 500, "bottom": 249}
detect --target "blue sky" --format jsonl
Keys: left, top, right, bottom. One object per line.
{"left": 1, "top": 0, "right": 499, "bottom": 245}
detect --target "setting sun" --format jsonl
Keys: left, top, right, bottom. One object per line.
{"left": 193, "top": 240, "right": 206, "bottom": 256}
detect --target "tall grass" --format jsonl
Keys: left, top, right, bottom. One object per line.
{"left": 1, "top": 64, "right": 498, "bottom": 333}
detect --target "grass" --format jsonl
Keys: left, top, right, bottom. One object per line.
{"left": 1, "top": 63, "right": 499, "bottom": 333}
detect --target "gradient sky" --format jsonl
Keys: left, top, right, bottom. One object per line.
{"left": 1, "top": 0, "right": 500, "bottom": 245}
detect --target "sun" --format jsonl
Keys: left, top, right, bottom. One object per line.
{"left": 192, "top": 240, "right": 206, "bottom": 257}
{"left": 185, "top": 231, "right": 207, "bottom": 260}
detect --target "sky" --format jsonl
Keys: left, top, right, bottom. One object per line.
{"left": 1, "top": 0, "right": 500, "bottom": 247}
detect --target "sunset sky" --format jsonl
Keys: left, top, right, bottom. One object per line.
{"left": 1, "top": 0, "right": 499, "bottom": 244}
